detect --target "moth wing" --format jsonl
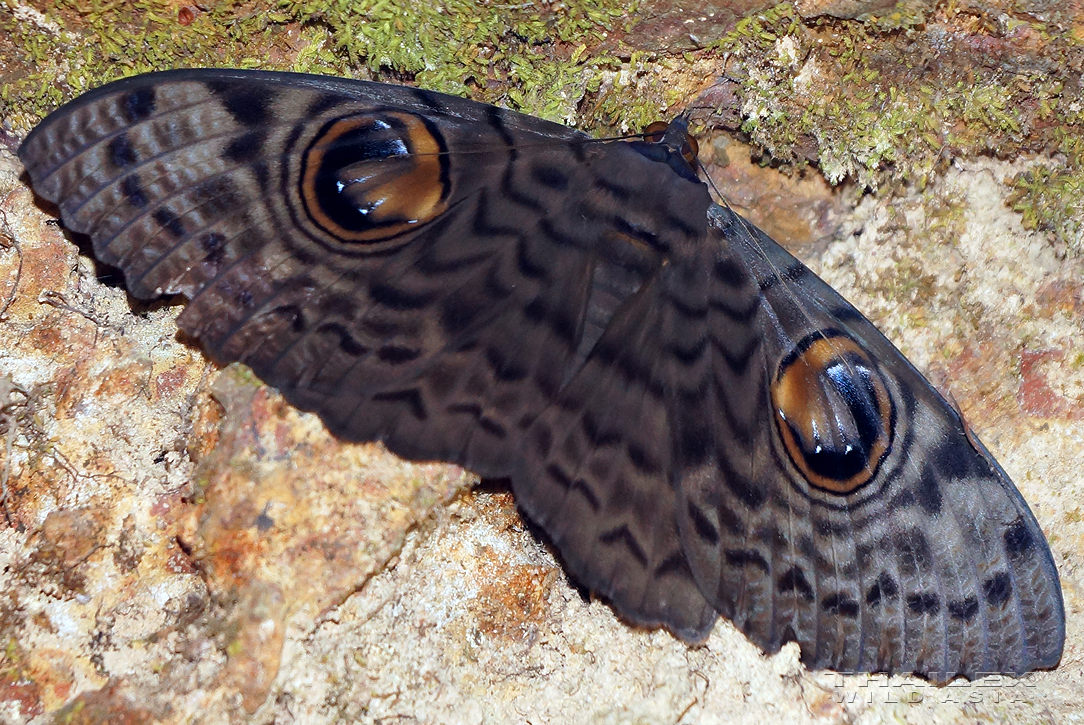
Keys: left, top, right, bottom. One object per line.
{"left": 673, "top": 204, "right": 1064, "bottom": 678}
{"left": 18, "top": 68, "right": 720, "bottom": 637}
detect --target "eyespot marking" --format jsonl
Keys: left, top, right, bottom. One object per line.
{"left": 300, "top": 111, "right": 449, "bottom": 244}
{"left": 771, "top": 332, "right": 894, "bottom": 495}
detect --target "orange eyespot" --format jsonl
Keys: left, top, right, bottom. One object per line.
{"left": 771, "top": 334, "right": 894, "bottom": 495}
{"left": 299, "top": 111, "right": 448, "bottom": 245}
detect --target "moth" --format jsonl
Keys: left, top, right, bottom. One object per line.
{"left": 18, "top": 69, "right": 1064, "bottom": 680}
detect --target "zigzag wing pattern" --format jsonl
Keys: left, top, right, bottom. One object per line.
{"left": 673, "top": 206, "right": 1064, "bottom": 679}
{"left": 18, "top": 68, "right": 1064, "bottom": 679}
{"left": 19, "top": 69, "right": 719, "bottom": 640}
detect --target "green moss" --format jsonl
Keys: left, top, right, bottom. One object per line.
{"left": 1, "top": 0, "right": 642, "bottom": 133}
{"left": 0, "top": 0, "right": 312, "bottom": 131}
{"left": 1009, "top": 165, "right": 1084, "bottom": 256}
{"left": 699, "top": 1, "right": 1084, "bottom": 199}
{"left": 281, "top": 0, "right": 644, "bottom": 123}
{"left": 585, "top": 54, "right": 697, "bottom": 135}
{"left": 1005, "top": 116, "right": 1084, "bottom": 255}
{"left": 711, "top": 3, "right": 801, "bottom": 55}
{"left": 864, "top": 1, "right": 929, "bottom": 33}
{"left": 0, "top": 636, "right": 26, "bottom": 681}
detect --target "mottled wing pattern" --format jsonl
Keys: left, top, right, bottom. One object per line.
{"left": 673, "top": 205, "right": 1064, "bottom": 679}
{"left": 18, "top": 68, "right": 1064, "bottom": 679}
{"left": 18, "top": 69, "right": 716, "bottom": 640}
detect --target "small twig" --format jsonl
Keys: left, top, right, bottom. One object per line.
{"left": 1, "top": 414, "right": 16, "bottom": 525}
{"left": 38, "top": 289, "right": 114, "bottom": 346}
{"left": 38, "top": 289, "right": 108, "bottom": 327}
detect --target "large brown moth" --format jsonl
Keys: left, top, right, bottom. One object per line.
{"left": 17, "top": 69, "right": 1064, "bottom": 680}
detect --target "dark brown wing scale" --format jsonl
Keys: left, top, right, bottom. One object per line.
{"left": 18, "top": 69, "right": 1064, "bottom": 679}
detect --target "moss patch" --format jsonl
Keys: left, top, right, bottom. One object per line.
{"left": 1, "top": 0, "right": 647, "bottom": 133}
{"left": 707, "top": 2, "right": 1084, "bottom": 199}
{"left": 1009, "top": 161, "right": 1084, "bottom": 258}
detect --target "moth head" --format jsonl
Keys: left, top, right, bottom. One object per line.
{"left": 628, "top": 119, "right": 700, "bottom": 182}
{"left": 771, "top": 331, "right": 895, "bottom": 495}
{"left": 641, "top": 120, "right": 700, "bottom": 167}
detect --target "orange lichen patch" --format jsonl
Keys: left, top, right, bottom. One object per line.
{"left": 181, "top": 365, "right": 473, "bottom": 712}
{"left": 0, "top": 189, "right": 77, "bottom": 322}
{"left": 472, "top": 554, "right": 556, "bottom": 641}
{"left": 47, "top": 348, "right": 150, "bottom": 422}
{"left": 88, "top": 360, "right": 153, "bottom": 402}
{"left": 37, "top": 508, "right": 109, "bottom": 568}
{"left": 703, "top": 134, "right": 844, "bottom": 250}
{"left": 150, "top": 489, "right": 188, "bottom": 518}
{"left": 20, "top": 312, "right": 68, "bottom": 354}
{"left": 2, "top": 154, "right": 217, "bottom": 721}
{"left": 50, "top": 364, "right": 87, "bottom": 422}
{"left": 1034, "top": 278, "right": 1084, "bottom": 318}
{"left": 23, "top": 648, "right": 103, "bottom": 713}
{"left": 154, "top": 366, "right": 190, "bottom": 400}
{"left": 445, "top": 491, "right": 559, "bottom": 643}
{"left": 1018, "top": 348, "right": 1084, "bottom": 421}
{"left": 18, "top": 515, "right": 105, "bottom": 600}
{"left": 164, "top": 547, "right": 198, "bottom": 576}
{"left": 932, "top": 338, "right": 1019, "bottom": 425}
{"left": 188, "top": 386, "right": 224, "bottom": 465}
{"left": 8, "top": 456, "right": 98, "bottom": 532}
